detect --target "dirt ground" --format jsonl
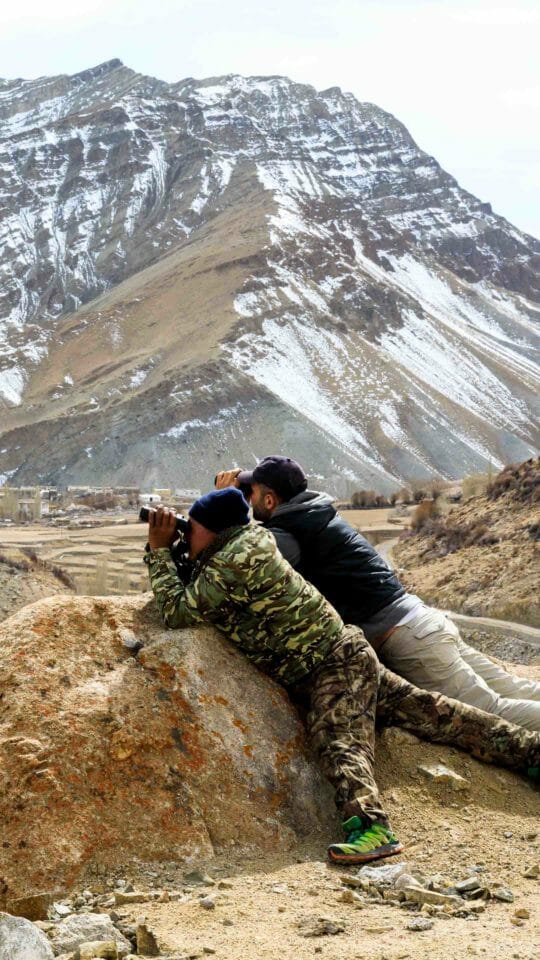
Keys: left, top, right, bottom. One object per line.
{"left": 105, "top": 699, "right": 540, "bottom": 960}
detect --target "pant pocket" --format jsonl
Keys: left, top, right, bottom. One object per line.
{"left": 411, "top": 611, "right": 447, "bottom": 640}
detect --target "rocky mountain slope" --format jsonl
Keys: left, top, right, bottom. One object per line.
{"left": 1, "top": 59, "right": 539, "bottom": 493}
{"left": 394, "top": 457, "right": 540, "bottom": 624}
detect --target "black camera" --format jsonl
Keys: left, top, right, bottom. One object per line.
{"left": 139, "top": 506, "right": 190, "bottom": 534}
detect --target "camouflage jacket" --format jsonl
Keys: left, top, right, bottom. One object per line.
{"left": 144, "top": 523, "right": 344, "bottom": 685}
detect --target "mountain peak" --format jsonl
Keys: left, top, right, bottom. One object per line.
{"left": 72, "top": 59, "right": 124, "bottom": 82}
{"left": 0, "top": 63, "right": 538, "bottom": 493}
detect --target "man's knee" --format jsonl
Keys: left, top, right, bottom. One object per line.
{"left": 342, "top": 625, "right": 378, "bottom": 662}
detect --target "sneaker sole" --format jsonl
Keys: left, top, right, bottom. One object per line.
{"left": 327, "top": 841, "right": 404, "bottom": 864}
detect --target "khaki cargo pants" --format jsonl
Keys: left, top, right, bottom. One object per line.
{"left": 380, "top": 606, "right": 540, "bottom": 732}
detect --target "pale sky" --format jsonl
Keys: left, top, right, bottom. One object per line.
{"left": 1, "top": 0, "right": 539, "bottom": 238}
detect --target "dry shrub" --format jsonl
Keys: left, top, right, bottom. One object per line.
{"left": 462, "top": 472, "right": 491, "bottom": 499}
{"left": 391, "top": 486, "right": 413, "bottom": 505}
{"left": 20, "top": 548, "right": 39, "bottom": 563}
{"left": 50, "top": 565, "right": 77, "bottom": 590}
{"left": 0, "top": 552, "right": 31, "bottom": 573}
{"left": 406, "top": 513, "right": 500, "bottom": 559}
{"left": 487, "top": 457, "right": 540, "bottom": 503}
{"left": 351, "top": 490, "right": 390, "bottom": 508}
{"left": 411, "top": 499, "right": 439, "bottom": 531}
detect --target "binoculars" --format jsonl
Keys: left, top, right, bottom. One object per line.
{"left": 139, "top": 506, "right": 189, "bottom": 533}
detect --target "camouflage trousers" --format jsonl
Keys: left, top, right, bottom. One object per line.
{"left": 302, "top": 627, "right": 540, "bottom": 827}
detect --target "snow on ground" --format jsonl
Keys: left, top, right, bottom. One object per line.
{"left": 0, "top": 367, "right": 25, "bottom": 406}
{"left": 228, "top": 187, "right": 539, "bottom": 478}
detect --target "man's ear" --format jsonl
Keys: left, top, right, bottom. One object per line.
{"left": 265, "top": 490, "right": 279, "bottom": 512}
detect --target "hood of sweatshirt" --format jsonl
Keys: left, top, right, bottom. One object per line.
{"left": 268, "top": 490, "right": 336, "bottom": 536}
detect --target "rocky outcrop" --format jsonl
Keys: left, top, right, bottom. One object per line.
{"left": 0, "top": 594, "right": 335, "bottom": 906}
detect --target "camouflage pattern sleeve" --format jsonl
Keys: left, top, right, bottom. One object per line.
{"left": 144, "top": 546, "right": 248, "bottom": 629}
{"left": 144, "top": 547, "right": 206, "bottom": 628}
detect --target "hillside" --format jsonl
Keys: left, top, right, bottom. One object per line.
{"left": 0, "top": 546, "right": 75, "bottom": 622}
{"left": 394, "top": 458, "right": 540, "bottom": 625}
{"left": 0, "top": 60, "right": 539, "bottom": 494}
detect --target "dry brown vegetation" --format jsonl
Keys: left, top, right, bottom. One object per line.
{"left": 394, "top": 458, "right": 540, "bottom": 625}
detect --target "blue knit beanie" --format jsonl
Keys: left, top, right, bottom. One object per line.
{"left": 189, "top": 487, "right": 250, "bottom": 533}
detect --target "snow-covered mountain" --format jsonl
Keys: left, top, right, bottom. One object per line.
{"left": 1, "top": 59, "right": 538, "bottom": 493}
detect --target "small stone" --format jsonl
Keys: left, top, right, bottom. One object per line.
{"left": 53, "top": 903, "right": 73, "bottom": 918}
{"left": 407, "top": 917, "right": 434, "bottom": 931}
{"left": 271, "top": 884, "right": 288, "bottom": 894}
{"left": 200, "top": 897, "right": 216, "bottom": 910}
{"left": 524, "top": 831, "right": 538, "bottom": 841}
{"left": 455, "top": 877, "right": 483, "bottom": 894}
{"left": 338, "top": 874, "right": 365, "bottom": 889}
{"left": 184, "top": 869, "right": 215, "bottom": 887}
{"left": 358, "top": 861, "right": 409, "bottom": 887}
{"left": 510, "top": 917, "right": 524, "bottom": 927}
{"left": 503, "top": 831, "right": 513, "bottom": 838}
{"left": 35, "top": 921, "right": 56, "bottom": 933}
{"left": 157, "top": 891, "right": 169, "bottom": 903}
{"left": 6, "top": 892, "right": 62, "bottom": 922}
{"left": 222, "top": 918, "right": 234, "bottom": 926}
{"left": 78, "top": 942, "right": 118, "bottom": 960}
{"left": 468, "top": 902, "right": 486, "bottom": 914}
{"left": 203, "top": 948, "right": 216, "bottom": 955}
{"left": 492, "top": 887, "right": 514, "bottom": 903}
{"left": 401, "top": 885, "right": 462, "bottom": 907}
{"left": 514, "top": 908, "right": 530, "bottom": 919}
{"left": 114, "top": 891, "right": 150, "bottom": 905}
{"left": 522, "top": 863, "right": 539, "bottom": 878}
{"left": 299, "top": 916, "right": 345, "bottom": 937}
{"left": 418, "top": 764, "right": 469, "bottom": 792}
{"left": 136, "top": 921, "right": 160, "bottom": 956}
{"left": 217, "top": 880, "right": 234, "bottom": 890}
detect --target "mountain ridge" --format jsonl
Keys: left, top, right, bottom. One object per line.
{"left": 0, "top": 61, "right": 538, "bottom": 493}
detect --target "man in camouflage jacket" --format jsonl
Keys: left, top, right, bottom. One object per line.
{"left": 145, "top": 488, "right": 539, "bottom": 864}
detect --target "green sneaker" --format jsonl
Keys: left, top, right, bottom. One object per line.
{"left": 328, "top": 816, "right": 404, "bottom": 864}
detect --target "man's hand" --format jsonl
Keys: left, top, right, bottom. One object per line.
{"left": 148, "top": 507, "right": 178, "bottom": 551}
{"left": 215, "top": 468, "right": 242, "bottom": 490}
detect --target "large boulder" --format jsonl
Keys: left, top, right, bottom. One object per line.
{"left": 0, "top": 912, "right": 54, "bottom": 959}
{"left": 0, "top": 594, "right": 335, "bottom": 905}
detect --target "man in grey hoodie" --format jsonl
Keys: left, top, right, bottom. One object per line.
{"left": 215, "top": 457, "right": 540, "bottom": 732}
